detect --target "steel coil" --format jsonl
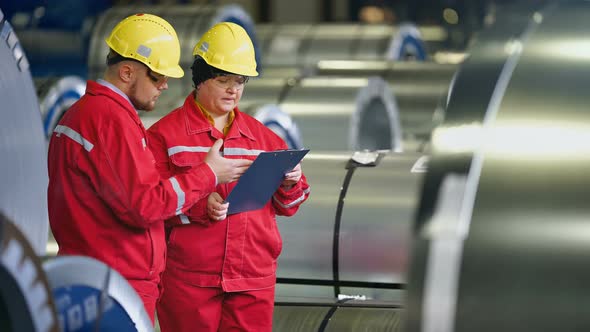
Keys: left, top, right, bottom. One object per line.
{"left": 257, "top": 22, "right": 446, "bottom": 67}
{"left": 35, "top": 76, "right": 86, "bottom": 140}
{"left": 407, "top": 2, "right": 590, "bottom": 331}
{"left": 275, "top": 151, "right": 427, "bottom": 303}
{"left": 315, "top": 60, "right": 458, "bottom": 140}
{"left": 0, "top": 12, "right": 49, "bottom": 256}
{"left": 240, "top": 76, "right": 403, "bottom": 152}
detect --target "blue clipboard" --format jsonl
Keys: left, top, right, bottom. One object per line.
{"left": 226, "top": 149, "right": 310, "bottom": 214}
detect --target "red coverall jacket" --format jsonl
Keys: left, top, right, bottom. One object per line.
{"left": 147, "top": 92, "right": 310, "bottom": 292}
{"left": 47, "top": 81, "right": 216, "bottom": 284}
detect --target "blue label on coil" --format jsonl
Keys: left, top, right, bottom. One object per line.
{"left": 398, "top": 35, "right": 427, "bottom": 61}
{"left": 53, "top": 285, "right": 137, "bottom": 331}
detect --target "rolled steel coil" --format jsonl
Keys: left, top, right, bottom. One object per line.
{"left": 0, "top": 11, "right": 49, "bottom": 256}
{"left": 240, "top": 75, "right": 403, "bottom": 152}
{"left": 256, "top": 22, "right": 444, "bottom": 68}
{"left": 406, "top": 2, "right": 590, "bottom": 332}
{"left": 273, "top": 297, "right": 403, "bottom": 332}
{"left": 44, "top": 256, "right": 153, "bottom": 331}
{"left": 275, "top": 151, "right": 427, "bottom": 303}
{"left": 35, "top": 76, "right": 86, "bottom": 140}
{"left": 0, "top": 212, "right": 59, "bottom": 332}
{"left": 314, "top": 60, "right": 458, "bottom": 141}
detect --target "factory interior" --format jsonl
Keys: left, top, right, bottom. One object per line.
{"left": 2, "top": 0, "right": 590, "bottom": 331}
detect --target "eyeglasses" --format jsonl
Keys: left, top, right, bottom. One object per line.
{"left": 146, "top": 67, "right": 168, "bottom": 86}
{"left": 211, "top": 75, "right": 248, "bottom": 90}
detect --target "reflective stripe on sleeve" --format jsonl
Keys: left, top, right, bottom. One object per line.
{"left": 272, "top": 187, "right": 310, "bottom": 209}
{"left": 223, "top": 148, "right": 264, "bottom": 156}
{"left": 168, "top": 177, "right": 186, "bottom": 215}
{"left": 54, "top": 125, "right": 94, "bottom": 152}
{"left": 168, "top": 145, "right": 210, "bottom": 156}
{"left": 168, "top": 145, "right": 265, "bottom": 157}
{"left": 179, "top": 214, "right": 190, "bottom": 224}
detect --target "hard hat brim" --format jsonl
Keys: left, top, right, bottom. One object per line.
{"left": 157, "top": 65, "right": 184, "bottom": 78}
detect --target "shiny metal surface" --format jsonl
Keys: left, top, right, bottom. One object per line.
{"left": 0, "top": 14, "right": 49, "bottom": 256}
{"left": 406, "top": 1, "right": 590, "bottom": 332}
{"left": 405, "top": 2, "right": 544, "bottom": 330}
{"left": 44, "top": 256, "right": 154, "bottom": 331}
{"left": 316, "top": 60, "right": 457, "bottom": 140}
{"left": 35, "top": 76, "right": 86, "bottom": 139}
{"left": 240, "top": 76, "right": 402, "bottom": 151}
{"left": 0, "top": 213, "right": 59, "bottom": 332}
{"left": 246, "top": 104, "right": 304, "bottom": 149}
{"left": 87, "top": 4, "right": 256, "bottom": 79}
{"left": 281, "top": 76, "right": 401, "bottom": 151}
{"left": 273, "top": 297, "right": 403, "bottom": 332}
{"left": 276, "top": 151, "right": 426, "bottom": 302}
{"left": 257, "top": 23, "right": 447, "bottom": 67}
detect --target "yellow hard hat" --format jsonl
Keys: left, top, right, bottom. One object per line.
{"left": 105, "top": 13, "right": 184, "bottom": 78}
{"left": 193, "top": 22, "right": 258, "bottom": 77}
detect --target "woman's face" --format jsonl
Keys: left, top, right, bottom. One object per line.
{"left": 196, "top": 75, "right": 246, "bottom": 115}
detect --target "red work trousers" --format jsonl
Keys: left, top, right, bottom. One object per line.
{"left": 128, "top": 279, "right": 160, "bottom": 324}
{"left": 157, "top": 270, "right": 275, "bottom": 332}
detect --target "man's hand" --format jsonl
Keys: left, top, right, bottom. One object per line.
{"left": 281, "top": 163, "right": 302, "bottom": 189}
{"left": 207, "top": 192, "right": 228, "bottom": 221}
{"left": 205, "top": 139, "right": 252, "bottom": 184}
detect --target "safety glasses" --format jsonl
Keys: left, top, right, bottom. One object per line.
{"left": 211, "top": 74, "right": 248, "bottom": 90}
{"left": 146, "top": 67, "right": 168, "bottom": 86}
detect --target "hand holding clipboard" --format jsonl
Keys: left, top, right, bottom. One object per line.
{"left": 225, "top": 149, "right": 310, "bottom": 214}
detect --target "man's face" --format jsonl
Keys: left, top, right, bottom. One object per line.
{"left": 128, "top": 63, "right": 169, "bottom": 112}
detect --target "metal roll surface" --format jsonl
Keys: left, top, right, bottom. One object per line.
{"left": 315, "top": 60, "right": 457, "bottom": 141}
{"left": 0, "top": 11, "right": 50, "bottom": 256}
{"left": 257, "top": 23, "right": 446, "bottom": 68}
{"left": 406, "top": 1, "right": 590, "bottom": 332}
{"left": 241, "top": 76, "right": 402, "bottom": 152}
{"left": 0, "top": 212, "right": 59, "bottom": 332}
{"left": 245, "top": 104, "right": 304, "bottom": 150}
{"left": 273, "top": 297, "right": 403, "bottom": 332}
{"left": 44, "top": 256, "right": 153, "bottom": 332}
{"left": 275, "top": 151, "right": 427, "bottom": 302}
{"left": 35, "top": 76, "right": 86, "bottom": 140}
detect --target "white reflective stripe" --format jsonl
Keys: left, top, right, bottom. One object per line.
{"left": 273, "top": 189, "right": 309, "bottom": 209}
{"left": 223, "top": 148, "right": 264, "bottom": 156}
{"left": 141, "top": 138, "right": 147, "bottom": 149}
{"left": 54, "top": 125, "right": 94, "bottom": 152}
{"left": 179, "top": 214, "right": 190, "bottom": 224}
{"left": 168, "top": 177, "right": 185, "bottom": 215}
{"left": 168, "top": 145, "right": 210, "bottom": 156}
{"left": 168, "top": 146, "right": 265, "bottom": 157}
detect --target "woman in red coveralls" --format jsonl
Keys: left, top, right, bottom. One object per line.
{"left": 147, "top": 22, "right": 310, "bottom": 331}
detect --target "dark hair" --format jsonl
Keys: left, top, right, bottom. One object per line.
{"left": 190, "top": 56, "right": 248, "bottom": 88}
{"left": 106, "top": 49, "right": 128, "bottom": 66}
{"left": 105, "top": 49, "right": 147, "bottom": 67}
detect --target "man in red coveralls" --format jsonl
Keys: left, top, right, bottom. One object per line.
{"left": 147, "top": 22, "right": 311, "bottom": 331}
{"left": 47, "top": 14, "right": 251, "bottom": 324}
